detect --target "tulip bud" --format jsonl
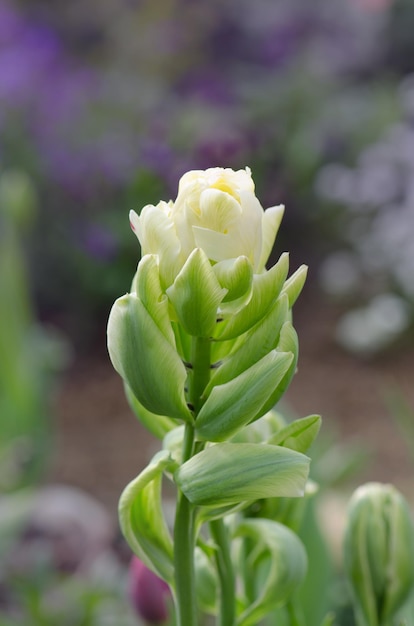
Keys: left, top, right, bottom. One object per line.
{"left": 343, "top": 482, "right": 414, "bottom": 626}
{"left": 128, "top": 556, "right": 171, "bottom": 624}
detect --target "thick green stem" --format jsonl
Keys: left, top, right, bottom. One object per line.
{"left": 210, "top": 518, "right": 236, "bottom": 626}
{"left": 174, "top": 422, "right": 197, "bottom": 626}
{"left": 173, "top": 337, "right": 211, "bottom": 626}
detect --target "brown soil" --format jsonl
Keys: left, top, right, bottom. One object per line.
{"left": 49, "top": 289, "right": 414, "bottom": 516}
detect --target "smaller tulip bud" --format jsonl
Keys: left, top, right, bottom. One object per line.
{"left": 128, "top": 556, "right": 171, "bottom": 624}
{"left": 343, "top": 482, "right": 414, "bottom": 626}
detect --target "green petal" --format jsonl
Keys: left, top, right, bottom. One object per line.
{"left": 206, "top": 294, "right": 289, "bottom": 394}
{"left": 124, "top": 383, "right": 178, "bottom": 439}
{"left": 268, "top": 414, "right": 322, "bottom": 453}
{"left": 175, "top": 443, "right": 310, "bottom": 506}
{"left": 119, "top": 450, "right": 176, "bottom": 584}
{"left": 107, "top": 293, "right": 192, "bottom": 422}
{"left": 235, "top": 518, "right": 308, "bottom": 626}
{"left": 196, "top": 350, "right": 294, "bottom": 442}
{"left": 281, "top": 264, "right": 308, "bottom": 307}
{"left": 213, "top": 253, "right": 289, "bottom": 341}
{"left": 166, "top": 248, "right": 227, "bottom": 337}
{"left": 213, "top": 256, "right": 253, "bottom": 303}
{"left": 132, "top": 254, "right": 175, "bottom": 346}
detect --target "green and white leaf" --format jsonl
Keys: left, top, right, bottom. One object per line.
{"left": 107, "top": 293, "right": 192, "bottom": 422}
{"left": 175, "top": 443, "right": 310, "bottom": 506}
{"left": 119, "top": 450, "right": 177, "bottom": 584}
{"left": 196, "top": 350, "right": 294, "bottom": 442}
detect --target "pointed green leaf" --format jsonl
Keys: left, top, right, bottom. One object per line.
{"left": 206, "top": 294, "right": 289, "bottom": 394}
{"left": 281, "top": 264, "right": 308, "bottom": 308}
{"left": 175, "top": 443, "right": 310, "bottom": 506}
{"left": 235, "top": 519, "right": 308, "bottom": 626}
{"left": 119, "top": 450, "right": 176, "bottom": 584}
{"left": 107, "top": 293, "right": 192, "bottom": 422}
{"left": 124, "top": 383, "right": 178, "bottom": 439}
{"left": 196, "top": 351, "right": 294, "bottom": 442}
{"left": 253, "top": 321, "right": 299, "bottom": 418}
{"left": 268, "top": 414, "right": 322, "bottom": 453}
{"left": 166, "top": 248, "right": 227, "bottom": 337}
{"left": 213, "top": 253, "right": 289, "bottom": 341}
{"left": 213, "top": 256, "right": 253, "bottom": 302}
{"left": 132, "top": 254, "right": 175, "bottom": 346}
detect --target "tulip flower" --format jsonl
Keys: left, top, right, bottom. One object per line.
{"left": 108, "top": 166, "right": 313, "bottom": 626}
{"left": 129, "top": 167, "right": 285, "bottom": 289}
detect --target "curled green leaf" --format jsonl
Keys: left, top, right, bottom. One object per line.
{"left": 119, "top": 450, "right": 177, "bottom": 584}
{"left": 235, "top": 518, "right": 308, "bottom": 626}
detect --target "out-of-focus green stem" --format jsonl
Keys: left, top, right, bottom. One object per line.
{"left": 210, "top": 518, "right": 236, "bottom": 626}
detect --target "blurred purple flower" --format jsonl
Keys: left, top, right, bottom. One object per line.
{"left": 128, "top": 556, "right": 171, "bottom": 625}
{"left": 81, "top": 224, "right": 119, "bottom": 262}
{"left": 176, "top": 70, "right": 235, "bottom": 105}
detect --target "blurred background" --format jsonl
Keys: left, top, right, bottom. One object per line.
{"left": 1, "top": 0, "right": 414, "bottom": 623}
